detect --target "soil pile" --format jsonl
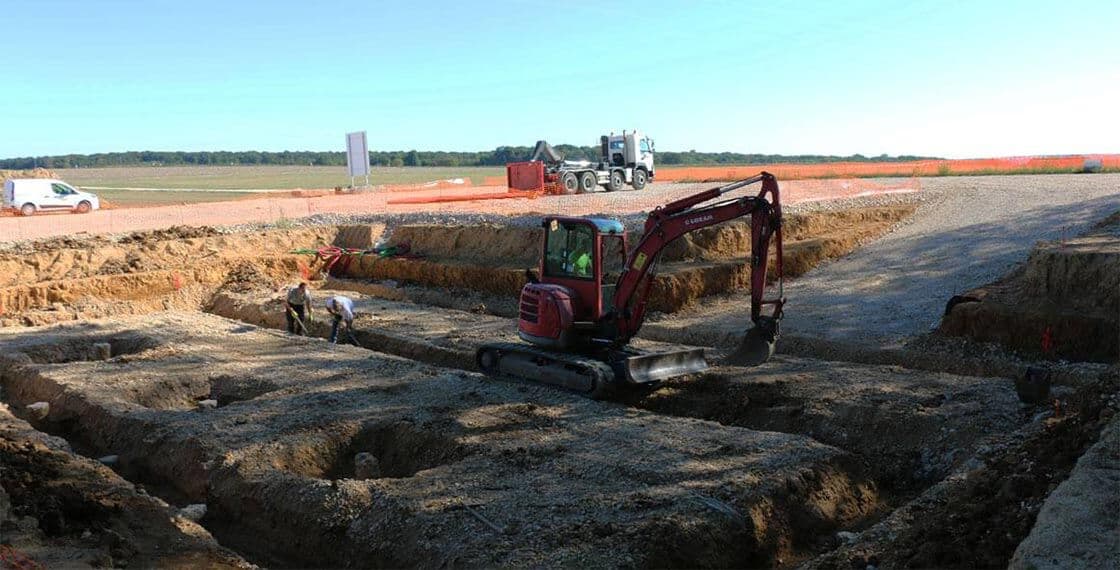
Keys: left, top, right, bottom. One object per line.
{"left": 0, "top": 168, "right": 55, "bottom": 184}
{"left": 341, "top": 206, "right": 916, "bottom": 313}
{"left": 0, "top": 225, "right": 335, "bottom": 326}
{"left": 940, "top": 211, "right": 1120, "bottom": 362}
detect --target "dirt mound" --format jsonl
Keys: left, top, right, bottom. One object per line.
{"left": 332, "top": 223, "right": 387, "bottom": 250}
{"left": 119, "top": 225, "right": 221, "bottom": 244}
{"left": 0, "top": 226, "right": 335, "bottom": 326}
{"left": 661, "top": 205, "right": 915, "bottom": 262}
{"left": 1022, "top": 234, "right": 1120, "bottom": 311}
{"left": 220, "top": 261, "right": 281, "bottom": 293}
{"left": 941, "top": 211, "right": 1120, "bottom": 362}
{"left": 343, "top": 206, "right": 916, "bottom": 314}
{"left": 0, "top": 168, "right": 55, "bottom": 183}
{"left": 390, "top": 223, "right": 543, "bottom": 265}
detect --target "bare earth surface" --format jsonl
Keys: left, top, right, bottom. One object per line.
{"left": 0, "top": 179, "right": 917, "bottom": 242}
{"left": 648, "top": 173, "right": 1120, "bottom": 348}
{"left": 0, "top": 173, "right": 1116, "bottom": 568}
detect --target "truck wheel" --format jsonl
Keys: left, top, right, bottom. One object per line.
{"left": 560, "top": 172, "right": 579, "bottom": 194}
{"left": 579, "top": 172, "right": 597, "bottom": 193}
{"left": 19, "top": 203, "right": 36, "bottom": 217}
{"left": 606, "top": 170, "right": 625, "bottom": 192}
{"left": 631, "top": 169, "right": 648, "bottom": 190}
{"left": 75, "top": 201, "right": 92, "bottom": 214}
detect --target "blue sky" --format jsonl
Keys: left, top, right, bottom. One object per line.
{"left": 2, "top": 0, "right": 1116, "bottom": 158}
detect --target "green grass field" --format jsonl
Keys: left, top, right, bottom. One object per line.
{"left": 93, "top": 189, "right": 257, "bottom": 206}
{"left": 58, "top": 165, "right": 506, "bottom": 191}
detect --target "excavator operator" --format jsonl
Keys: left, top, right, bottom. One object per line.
{"left": 568, "top": 233, "right": 593, "bottom": 277}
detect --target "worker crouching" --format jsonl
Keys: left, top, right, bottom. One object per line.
{"left": 284, "top": 282, "right": 313, "bottom": 335}
{"left": 325, "top": 295, "right": 356, "bottom": 344}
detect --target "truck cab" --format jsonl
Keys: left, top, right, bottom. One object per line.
{"left": 602, "top": 130, "right": 655, "bottom": 189}
{"left": 3, "top": 178, "right": 100, "bottom": 216}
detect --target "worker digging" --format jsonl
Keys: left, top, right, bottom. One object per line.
{"left": 325, "top": 294, "right": 357, "bottom": 344}
{"left": 284, "top": 281, "right": 313, "bottom": 335}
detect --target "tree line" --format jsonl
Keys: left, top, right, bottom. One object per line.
{"left": 0, "top": 148, "right": 938, "bottom": 169}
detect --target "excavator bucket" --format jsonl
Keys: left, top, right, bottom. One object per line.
{"left": 724, "top": 324, "right": 778, "bottom": 366}
{"left": 622, "top": 347, "right": 709, "bottom": 384}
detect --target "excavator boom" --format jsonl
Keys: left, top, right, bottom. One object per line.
{"left": 612, "top": 173, "right": 784, "bottom": 344}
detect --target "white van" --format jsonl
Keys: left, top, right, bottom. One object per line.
{"left": 2, "top": 178, "right": 100, "bottom": 216}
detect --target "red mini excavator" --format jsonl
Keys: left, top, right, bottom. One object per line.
{"left": 477, "top": 173, "right": 786, "bottom": 398}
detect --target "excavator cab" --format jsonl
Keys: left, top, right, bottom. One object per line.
{"left": 534, "top": 217, "right": 626, "bottom": 324}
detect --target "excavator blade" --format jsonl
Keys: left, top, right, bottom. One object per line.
{"left": 724, "top": 325, "right": 777, "bottom": 367}
{"left": 622, "top": 348, "right": 708, "bottom": 384}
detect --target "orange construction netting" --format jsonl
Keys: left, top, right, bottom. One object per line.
{"left": 655, "top": 154, "right": 1119, "bottom": 182}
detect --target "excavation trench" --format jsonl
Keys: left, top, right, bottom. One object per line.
{"left": 0, "top": 337, "right": 218, "bottom": 506}
{"left": 0, "top": 314, "right": 890, "bottom": 568}
{"left": 206, "top": 290, "right": 1031, "bottom": 545}
{"left": 0, "top": 212, "right": 1085, "bottom": 567}
{"left": 0, "top": 332, "right": 290, "bottom": 565}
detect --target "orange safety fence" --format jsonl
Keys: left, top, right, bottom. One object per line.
{"left": 375, "top": 179, "right": 474, "bottom": 193}
{"left": 655, "top": 154, "right": 1120, "bottom": 182}
{"left": 386, "top": 181, "right": 562, "bottom": 205}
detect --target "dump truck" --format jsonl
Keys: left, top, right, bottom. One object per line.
{"left": 507, "top": 131, "right": 655, "bottom": 194}
{"left": 477, "top": 173, "right": 786, "bottom": 398}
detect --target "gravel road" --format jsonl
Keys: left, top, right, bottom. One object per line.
{"left": 656, "top": 173, "right": 1120, "bottom": 348}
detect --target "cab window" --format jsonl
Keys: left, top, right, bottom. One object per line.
{"left": 640, "top": 139, "right": 650, "bottom": 153}
{"left": 51, "top": 183, "right": 75, "bottom": 195}
{"left": 609, "top": 141, "right": 624, "bottom": 150}
{"left": 543, "top": 222, "right": 595, "bottom": 280}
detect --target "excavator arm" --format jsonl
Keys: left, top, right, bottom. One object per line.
{"left": 610, "top": 173, "right": 785, "bottom": 351}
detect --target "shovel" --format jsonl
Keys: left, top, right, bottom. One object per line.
{"left": 343, "top": 323, "right": 361, "bottom": 347}
{"left": 287, "top": 308, "right": 309, "bottom": 335}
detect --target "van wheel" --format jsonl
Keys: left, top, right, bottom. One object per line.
{"left": 632, "top": 169, "right": 648, "bottom": 190}
{"left": 579, "top": 171, "right": 597, "bottom": 193}
{"left": 20, "top": 203, "right": 36, "bottom": 216}
{"left": 76, "top": 201, "right": 92, "bottom": 214}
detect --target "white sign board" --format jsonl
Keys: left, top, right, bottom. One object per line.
{"left": 346, "top": 131, "right": 369, "bottom": 178}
